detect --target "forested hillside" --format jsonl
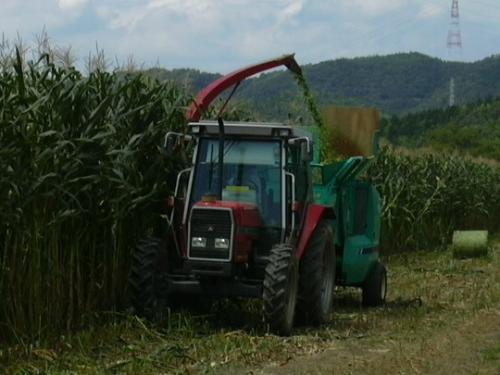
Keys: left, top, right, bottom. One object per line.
{"left": 142, "top": 67, "right": 221, "bottom": 94}
{"left": 145, "top": 52, "right": 500, "bottom": 118}
{"left": 382, "top": 96, "right": 500, "bottom": 160}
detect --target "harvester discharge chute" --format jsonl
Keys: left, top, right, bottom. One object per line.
{"left": 322, "top": 106, "right": 380, "bottom": 158}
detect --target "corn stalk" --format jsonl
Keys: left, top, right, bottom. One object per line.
{"left": 0, "top": 50, "right": 190, "bottom": 342}
{"left": 366, "top": 147, "right": 500, "bottom": 252}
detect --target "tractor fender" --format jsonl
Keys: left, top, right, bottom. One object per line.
{"left": 295, "top": 204, "right": 335, "bottom": 259}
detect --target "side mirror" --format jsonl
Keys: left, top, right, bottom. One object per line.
{"left": 300, "top": 140, "right": 313, "bottom": 162}
{"left": 164, "top": 132, "right": 192, "bottom": 158}
{"left": 164, "top": 133, "right": 178, "bottom": 157}
{"left": 288, "top": 137, "right": 313, "bottom": 162}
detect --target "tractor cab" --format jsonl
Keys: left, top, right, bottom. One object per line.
{"left": 168, "top": 121, "right": 314, "bottom": 278}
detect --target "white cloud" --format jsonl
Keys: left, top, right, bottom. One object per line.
{"left": 96, "top": 0, "right": 222, "bottom": 32}
{"left": 0, "top": 0, "right": 498, "bottom": 72}
{"left": 278, "top": 0, "right": 305, "bottom": 23}
{"left": 57, "top": 0, "right": 89, "bottom": 11}
{"left": 417, "top": 3, "right": 446, "bottom": 19}
{"left": 0, "top": 1, "right": 73, "bottom": 36}
{"left": 336, "top": 0, "right": 406, "bottom": 18}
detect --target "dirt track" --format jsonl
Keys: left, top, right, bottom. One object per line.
{"left": 260, "top": 309, "right": 500, "bottom": 374}
{"left": 255, "top": 239, "right": 500, "bottom": 375}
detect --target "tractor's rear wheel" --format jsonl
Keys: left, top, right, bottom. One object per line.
{"left": 263, "top": 244, "right": 299, "bottom": 336}
{"left": 362, "top": 261, "right": 387, "bottom": 307}
{"left": 128, "top": 237, "right": 168, "bottom": 319}
{"left": 297, "top": 221, "right": 336, "bottom": 325}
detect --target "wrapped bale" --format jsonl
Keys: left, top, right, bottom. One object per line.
{"left": 451, "top": 230, "right": 489, "bottom": 259}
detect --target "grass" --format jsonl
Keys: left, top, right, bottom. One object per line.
{"left": 1, "top": 238, "right": 499, "bottom": 374}
{"left": 483, "top": 345, "right": 500, "bottom": 361}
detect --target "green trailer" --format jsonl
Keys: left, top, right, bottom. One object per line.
{"left": 313, "top": 157, "right": 385, "bottom": 305}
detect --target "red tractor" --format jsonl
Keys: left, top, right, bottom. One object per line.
{"left": 129, "top": 55, "right": 386, "bottom": 335}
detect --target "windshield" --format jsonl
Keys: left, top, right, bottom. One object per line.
{"left": 190, "top": 138, "right": 282, "bottom": 227}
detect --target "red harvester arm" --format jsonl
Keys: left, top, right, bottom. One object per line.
{"left": 186, "top": 54, "right": 302, "bottom": 122}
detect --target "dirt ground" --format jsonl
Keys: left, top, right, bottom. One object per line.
{"left": 260, "top": 309, "right": 500, "bottom": 375}
{"left": 242, "top": 238, "right": 500, "bottom": 375}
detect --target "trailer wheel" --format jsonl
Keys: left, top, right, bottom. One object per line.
{"left": 263, "top": 244, "right": 299, "bottom": 336}
{"left": 128, "top": 237, "right": 168, "bottom": 319}
{"left": 297, "top": 221, "right": 336, "bottom": 325}
{"left": 362, "top": 262, "right": 387, "bottom": 307}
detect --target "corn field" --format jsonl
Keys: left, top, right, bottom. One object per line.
{"left": 1, "top": 51, "right": 500, "bottom": 344}
{"left": 367, "top": 148, "right": 500, "bottom": 252}
{"left": 0, "top": 51, "right": 189, "bottom": 342}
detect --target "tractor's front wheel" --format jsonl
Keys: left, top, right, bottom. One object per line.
{"left": 128, "top": 237, "right": 168, "bottom": 319}
{"left": 263, "top": 244, "right": 299, "bottom": 336}
{"left": 362, "top": 261, "right": 387, "bottom": 307}
{"left": 297, "top": 221, "right": 336, "bottom": 325}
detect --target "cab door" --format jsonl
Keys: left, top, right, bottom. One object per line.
{"left": 286, "top": 142, "right": 313, "bottom": 240}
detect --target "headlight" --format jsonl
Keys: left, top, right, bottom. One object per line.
{"left": 191, "top": 237, "right": 207, "bottom": 248}
{"left": 214, "top": 238, "right": 230, "bottom": 249}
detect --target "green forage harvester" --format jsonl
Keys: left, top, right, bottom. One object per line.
{"left": 451, "top": 230, "right": 489, "bottom": 259}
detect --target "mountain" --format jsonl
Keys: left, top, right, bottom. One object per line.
{"left": 143, "top": 67, "right": 222, "bottom": 94}
{"left": 382, "top": 96, "right": 500, "bottom": 161}
{"left": 144, "top": 52, "right": 500, "bottom": 119}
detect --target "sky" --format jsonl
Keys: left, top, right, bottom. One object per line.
{"left": 1, "top": 0, "right": 500, "bottom": 73}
